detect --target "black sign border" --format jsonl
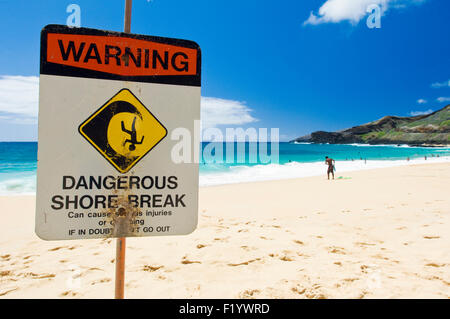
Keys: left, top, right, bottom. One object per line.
{"left": 40, "top": 24, "right": 201, "bottom": 87}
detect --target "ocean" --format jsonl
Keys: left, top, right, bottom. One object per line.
{"left": 0, "top": 142, "right": 449, "bottom": 195}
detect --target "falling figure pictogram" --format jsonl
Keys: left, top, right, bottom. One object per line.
{"left": 121, "top": 116, "right": 144, "bottom": 151}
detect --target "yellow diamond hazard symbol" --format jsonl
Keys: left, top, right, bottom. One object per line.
{"left": 79, "top": 88, "right": 167, "bottom": 173}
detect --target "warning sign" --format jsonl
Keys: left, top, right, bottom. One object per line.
{"left": 36, "top": 25, "right": 201, "bottom": 240}
{"left": 79, "top": 88, "right": 167, "bottom": 173}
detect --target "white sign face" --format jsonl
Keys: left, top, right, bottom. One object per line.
{"left": 36, "top": 25, "right": 201, "bottom": 240}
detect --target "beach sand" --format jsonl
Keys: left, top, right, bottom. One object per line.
{"left": 0, "top": 162, "right": 449, "bottom": 299}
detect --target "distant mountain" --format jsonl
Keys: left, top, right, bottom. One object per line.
{"left": 292, "top": 105, "right": 450, "bottom": 146}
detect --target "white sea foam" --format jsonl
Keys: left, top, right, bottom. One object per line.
{"left": 199, "top": 156, "right": 450, "bottom": 187}
{"left": 0, "top": 175, "right": 36, "bottom": 196}
{"left": 1, "top": 156, "right": 449, "bottom": 194}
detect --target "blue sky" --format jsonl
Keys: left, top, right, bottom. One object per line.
{"left": 0, "top": 0, "right": 449, "bottom": 141}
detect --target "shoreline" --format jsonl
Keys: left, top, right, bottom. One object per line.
{"left": 199, "top": 155, "right": 450, "bottom": 187}
{"left": 1, "top": 155, "right": 450, "bottom": 195}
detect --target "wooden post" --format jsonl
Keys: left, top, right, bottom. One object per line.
{"left": 115, "top": 0, "right": 132, "bottom": 300}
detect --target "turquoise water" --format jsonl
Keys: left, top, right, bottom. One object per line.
{"left": 0, "top": 142, "right": 449, "bottom": 194}
{"left": 198, "top": 142, "right": 450, "bottom": 173}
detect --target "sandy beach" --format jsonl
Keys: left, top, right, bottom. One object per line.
{"left": 0, "top": 162, "right": 449, "bottom": 299}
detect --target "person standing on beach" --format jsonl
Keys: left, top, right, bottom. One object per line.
{"left": 325, "top": 156, "right": 335, "bottom": 180}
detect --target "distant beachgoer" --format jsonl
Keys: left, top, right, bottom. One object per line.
{"left": 407, "top": 157, "right": 410, "bottom": 161}
{"left": 425, "top": 155, "right": 427, "bottom": 160}
{"left": 325, "top": 156, "right": 335, "bottom": 180}
{"left": 364, "top": 158, "right": 367, "bottom": 164}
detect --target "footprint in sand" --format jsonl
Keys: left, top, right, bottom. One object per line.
{"left": 181, "top": 256, "right": 201, "bottom": 264}
{"left": 343, "top": 277, "right": 360, "bottom": 283}
{"left": 0, "top": 287, "right": 19, "bottom": 296}
{"left": 425, "top": 263, "right": 446, "bottom": 268}
{"left": 0, "top": 270, "right": 12, "bottom": 277}
{"left": 328, "top": 246, "right": 346, "bottom": 254}
{"left": 228, "top": 258, "right": 260, "bottom": 267}
{"left": 239, "top": 289, "right": 260, "bottom": 298}
{"left": 48, "top": 245, "right": 80, "bottom": 252}
{"left": 23, "top": 255, "right": 37, "bottom": 260}
{"left": 48, "top": 246, "right": 67, "bottom": 251}
{"left": 90, "top": 278, "right": 111, "bottom": 285}
{"left": 279, "top": 255, "right": 294, "bottom": 262}
{"left": 423, "top": 235, "right": 440, "bottom": 239}
{"left": 304, "top": 287, "right": 327, "bottom": 299}
{"left": 26, "top": 272, "right": 56, "bottom": 279}
{"left": 142, "top": 265, "right": 164, "bottom": 272}
{"left": 355, "top": 242, "right": 376, "bottom": 247}
{"left": 291, "top": 286, "right": 306, "bottom": 295}
{"left": 60, "top": 290, "right": 78, "bottom": 297}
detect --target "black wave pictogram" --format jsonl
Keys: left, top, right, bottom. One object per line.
{"left": 81, "top": 100, "right": 143, "bottom": 169}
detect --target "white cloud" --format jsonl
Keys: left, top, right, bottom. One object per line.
{"left": 431, "top": 80, "right": 450, "bottom": 88}
{"left": 416, "top": 99, "right": 427, "bottom": 104}
{"left": 201, "top": 97, "right": 257, "bottom": 129}
{"left": 437, "top": 97, "right": 450, "bottom": 103}
{"left": 0, "top": 75, "right": 39, "bottom": 124}
{"left": 0, "top": 75, "right": 258, "bottom": 130}
{"left": 303, "top": 0, "right": 425, "bottom": 26}
{"left": 409, "top": 109, "right": 433, "bottom": 116}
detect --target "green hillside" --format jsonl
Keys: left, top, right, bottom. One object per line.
{"left": 293, "top": 105, "right": 450, "bottom": 145}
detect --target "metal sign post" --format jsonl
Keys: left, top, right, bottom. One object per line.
{"left": 115, "top": 0, "right": 133, "bottom": 300}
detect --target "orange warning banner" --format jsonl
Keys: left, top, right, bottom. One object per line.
{"left": 46, "top": 33, "right": 198, "bottom": 77}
